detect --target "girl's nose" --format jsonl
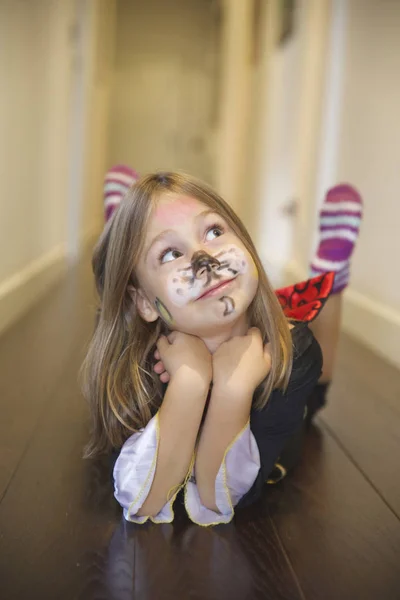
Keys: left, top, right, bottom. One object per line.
{"left": 191, "top": 250, "right": 220, "bottom": 278}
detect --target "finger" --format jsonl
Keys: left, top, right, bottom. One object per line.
{"left": 156, "top": 335, "right": 169, "bottom": 354}
{"left": 153, "top": 360, "right": 165, "bottom": 374}
{"left": 248, "top": 327, "right": 262, "bottom": 340}
{"left": 160, "top": 371, "right": 170, "bottom": 383}
{"left": 263, "top": 342, "right": 272, "bottom": 365}
{"left": 167, "top": 330, "right": 178, "bottom": 344}
{"left": 154, "top": 349, "right": 160, "bottom": 360}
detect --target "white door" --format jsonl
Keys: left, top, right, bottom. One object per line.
{"left": 257, "top": 21, "right": 303, "bottom": 284}
{"left": 108, "top": 0, "right": 219, "bottom": 183}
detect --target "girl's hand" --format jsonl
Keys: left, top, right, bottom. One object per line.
{"left": 212, "top": 327, "right": 271, "bottom": 396}
{"left": 154, "top": 331, "right": 212, "bottom": 387}
{"left": 153, "top": 347, "right": 170, "bottom": 384}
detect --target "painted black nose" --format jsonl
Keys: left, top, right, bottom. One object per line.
{"left": 191, "top": 251, "right": 220, "bottom": 278}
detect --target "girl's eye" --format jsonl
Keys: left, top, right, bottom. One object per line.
{"left": 205, "top": 225, "right": 224, "bottom": 241}
{"left": 160, "top": 248, "right": 183, "bottom": 264}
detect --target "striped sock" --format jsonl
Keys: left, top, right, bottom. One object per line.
{"left": 104, "top": 164, "right": 139, "bottom": 222}
{"left": 310, "top": 184, "right": 363, "bottom": 294}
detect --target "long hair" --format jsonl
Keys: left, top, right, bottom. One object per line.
{"left": 81, "top": 172, "right": 293, "bottom": 457}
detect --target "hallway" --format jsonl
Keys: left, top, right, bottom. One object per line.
{"left": 0, "top": 254, "right": 399, "bottom": 600}
{"left": 1, "top": 0, "right": 400, "bottom": 597}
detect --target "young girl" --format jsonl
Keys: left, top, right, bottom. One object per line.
{"left": 82, "top": 172, "right": 362, "bottom": 526}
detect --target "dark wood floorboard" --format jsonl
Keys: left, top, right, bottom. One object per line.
{"left": 0, "top": 357, "right": 303, "bottom": 600}
{"left": 0, "top": 257, "right": 302, "bottom": 600}
{"left": 267, "top": 424, "right": 400, "bottom": 600}
{"left": 320, "top": 335, "right": 400, "bottom": 517}
{"left": 0, "top": 256, "right": 399, "bottom": 599}
{"left": 334, "top": 333, "right": 400, "bottom": 415}
{"left": 0, "top": 256, "right": 96, "bottom": 500}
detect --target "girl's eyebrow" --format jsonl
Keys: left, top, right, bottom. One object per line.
{"left": 144, "top": 228, "right": 175, "bottom": 261}
{"left": 144, "top": 209, "right": 219, "bottom": 260}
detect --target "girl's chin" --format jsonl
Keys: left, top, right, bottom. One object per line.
{"left": 169, "top": 290, "right": 253, "bottom": 332}
{"left": 176, "top": 310, "right": 247, "bottom": 337}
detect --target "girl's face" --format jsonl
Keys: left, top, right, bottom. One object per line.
{"left": 135, "top": 193, "right": 259, "bottom": 336}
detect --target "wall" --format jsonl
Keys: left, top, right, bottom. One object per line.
{"left": 251, "top": 0, "right": 400, "bottom": 367}
{"left": 0, "top": 0, "right": 112, "bottom": 334}
{"left": 216, "top": 0, "right": 253, "bottom": 214}
{"left": 0, "top": 0, "right": 73, "bottom": 332}
{"left": 79, "top": 0, "right": 116, "bottom": 243}
{"left": 289, "top": 0, "right": 331, "bottom": 276}
{"left": 334, "top": 0, "right": 400, "bottom": 367}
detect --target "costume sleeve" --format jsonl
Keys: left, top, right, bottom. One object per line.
{"left": 275, "top": 272, "right": 334, "bottom": 322}
{"left": 113, "top": 414, "right": 182, "bottom": 524}
{"left": 237, "top": 324, "right": 323, "bottom": 509}
{"left": 184, "top": 422, "right": 260, "bottom": 526}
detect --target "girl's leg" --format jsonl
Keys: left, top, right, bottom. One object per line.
{"left": 306, "top": 184, "right": 363, "bottom": 423}
{"left": 103, "top": 164, "right": 139, "bottom": 222}
{"left": 95, "top": 165, "right": 140, "bottom": 328}
{"left": 309, "top": 292, "right": 342, "bottom": 382}
{"left": 304, "top": 293, "right": 342, "bottom": 427}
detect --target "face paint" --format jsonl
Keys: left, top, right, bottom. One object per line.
{"left": 220, "top": 296, "right": 235, "bottom": 316}
{"left": 154, "top": 297, "right": 173, "bottom": 325}
{"left": 166, "top": 246, "right": 250, "bottom": 307}
{"left": 191, "top": 250, "right": 221, "bottom": 282}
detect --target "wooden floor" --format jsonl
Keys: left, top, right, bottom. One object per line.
{"left": 1, "top": 256, "right": 399, "bottom": 600}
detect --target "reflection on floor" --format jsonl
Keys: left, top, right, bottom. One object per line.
{"left": 0, "top": 255, "right": 399, "bottom": 600}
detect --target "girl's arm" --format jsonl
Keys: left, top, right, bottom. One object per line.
{"left": 114, "top": 332, "right": 211, "bottom": 522}
{"left": 195, "top": 328, "right": 271, "bottom": 512}
{"left": 237, "top": 326, "right": 323, "bottom": 509}
{"left": 137, "top": 371, "right": 209, "bottom": 517}
{"left": 193, "top": 325, "right": 322, "bottom": 518}
{"left": 194, "top": 385, "right": 253, "bottom": 512}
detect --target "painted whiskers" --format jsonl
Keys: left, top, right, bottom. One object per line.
{"left": 155, "top": 246, "right": 249, "bottom": 322}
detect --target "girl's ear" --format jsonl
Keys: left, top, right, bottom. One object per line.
{"left": 128, "top": 286, "right": 159, "bottom": 322}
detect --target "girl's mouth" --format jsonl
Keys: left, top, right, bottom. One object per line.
{"left": 197, "top": 277, "right": 236, "bottom": 300}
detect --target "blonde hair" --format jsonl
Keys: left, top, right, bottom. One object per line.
{"left": 82, "top": 172, "right": 293, "bottom": 457}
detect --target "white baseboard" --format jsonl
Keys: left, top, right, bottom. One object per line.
{"left": 0, "top": 244, "right": 67, "bottom": 335}
{"left": 342, "top": 289, "right": 400, "bottom": 370}
{"left": 0, "top": 224, "right": 101, "bottom": 337}
{"left": 263, "top": 257, "right": 400, "bottom": 370}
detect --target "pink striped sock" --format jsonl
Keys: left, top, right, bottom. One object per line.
{"left": 103, "top": 164, "right": 140, "bottom": 222}
{"left": 310, "top": 184, "right": 363, "bottom": 294}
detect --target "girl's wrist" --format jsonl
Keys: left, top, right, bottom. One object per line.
{"left": 212, "top": 380, "right": 254, "bottom": 402}
{"left": 170, "top": 367, "right": 211, "bottom": 394}
{"left": 208, "top": 383, "right": 253, "bottom": 426}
